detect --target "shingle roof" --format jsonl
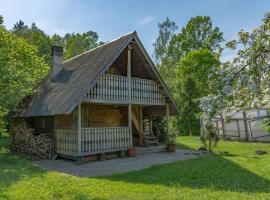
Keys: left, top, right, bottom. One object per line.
{"left": 16, "top": 31, "right": 179, "bottom": 117}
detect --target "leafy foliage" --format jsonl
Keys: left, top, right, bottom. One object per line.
{"left": 153, "top": 17, "right": 178, "bottom": 65}
{"left": 201, "top": 12, "right": 270, "bottom": 120}
{"left": 12, "top": 20, "right": 52, "bottom": 64}
{"left": 200, "top": 119, "right": 219, "bottom": 151}
{"left": 176, "top": 49, "right": 221, "bottom": 95}
{"left": 166, "top": 16, "right": 223, "bottom": 70}
{"left": 154, "top": 16, "right": 224, "bottom": 136}
{"left": 173, "top": 77, "right": 200, "bottom": 135}
{"left": 153, "top": 17, "right": 178, "bottom": 88}
{"left": 12, "top": 20, "right": 103, "bottom": 62}
{"left": 0, "top": 18, "right": 49, "bottom": 133}
{"left": 62, "top": 31, "right": 104, "bottom": 60}
{"left": 262, "top": 113, "right": 270, "bottom": 133}
{"left": 152, "top": 116, "right": 167, "bottom": 143}
{"left": 174, "top": 49, "right": 221, "bottom": 135}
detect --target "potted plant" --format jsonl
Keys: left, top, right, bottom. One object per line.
{"left": 128, "top": 147, "right": 137, "bottom": 157}
{"left": 167, "top": 132, "right": 176, "bottom": 152}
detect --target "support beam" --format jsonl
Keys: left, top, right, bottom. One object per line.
{"left": 77, "top": 103, "right": 82, "bottom": 154}
{"left": 128, "top": 104, "right": 132, "bottom": 146}
{"left": 128, "top": 45, "right": 132, "bottom": 101}
{"left": 166, "top": 103, "right": 170, "bottom": 142}
{"left": 139, "top": 106, "right": 143, "bottom": 145}
{"left": 128, "top": 45, "right": 132, "bottom": 146}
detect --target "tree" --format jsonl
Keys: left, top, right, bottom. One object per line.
{"left": 51, "top": 34, "right": 64, "bottom": 47}
{"left": 153, "top": 17, "right": 178, "bottom": 65}
{"left": 167, "top": 16, "right": 223, "bottom": 64}
{"left": 200, "top": 118, "right": 219, "bottom": 151}
{"left": 12, "top": 21, "right": 52, "bottom": 64}
{"left": 174, "top": 49, "right": 221, "bottom": 135}
{"left": 12, "top": 20, "right": 104, "bottom": 62}
{"left": 63, "top": 31, "right": 103, "bottom": 60}
{"left": 154, "top": 16, "right": 223, "bottom": 92}
{"left": 153, "top": 17, "right": 178, "bottom": 89}
{"left": 153, "top": 16, "right": 224, "bottom": 135}
{"left": 200, "top": 12, "right": 270, "bottom": 120}
{"left": 177, "top": 49, "right": 221, "bottom": 96}
{"left": 0, "top": 17, "right": 48, "bottom": 134}
{"left": 174, "top": 77, "right": 201, "bottom": 135}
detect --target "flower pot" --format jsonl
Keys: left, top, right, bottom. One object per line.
{"left": 128, "top": 147, "right": 137, "bottom": 157}
{"left": 167, "top": 144, "right": 176, "bottom": 152}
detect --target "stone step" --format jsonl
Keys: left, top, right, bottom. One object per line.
{"left": 137, "top": 146, "right": 166, "bottom": 155}
{"left": 148, "top": 141, "right": 159, "bottom": 145}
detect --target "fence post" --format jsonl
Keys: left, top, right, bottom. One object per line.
{"left": 236, "top": 119, "right": 240, "bottom": 141}
{"left": 220, "top": 114, "right": 226, "bottom": 138}
{"left": 243, "top": 111, "right": 249, "bottom": 141}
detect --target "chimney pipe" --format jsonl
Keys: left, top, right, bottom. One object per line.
{"left": 51, "top": 46, "right": 63, "bottom": 79}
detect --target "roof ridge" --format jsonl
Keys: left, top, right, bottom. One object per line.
{"left": 63, "top": 31, "right": 136, "bottom": 64}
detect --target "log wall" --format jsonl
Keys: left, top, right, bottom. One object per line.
{"left": 54, "top": 114, "right": 74, "bottom": 129}
{"left": 80, "top": 104, "right": 127, "bottom": 127}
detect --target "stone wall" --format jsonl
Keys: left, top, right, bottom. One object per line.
{"left": 10, "top": 118, "right": 53, "bottom": 159}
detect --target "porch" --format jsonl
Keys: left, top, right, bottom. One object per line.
{"left": 53, "top": 103, "right": 169, "bottom": 158}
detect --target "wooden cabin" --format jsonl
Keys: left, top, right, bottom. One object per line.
{"left": 11, "top": 31, "right": 180, "bottom": 160}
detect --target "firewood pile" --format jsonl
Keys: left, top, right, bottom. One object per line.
{"left": 10, "top": 119, "right": 52, "bottom": 159}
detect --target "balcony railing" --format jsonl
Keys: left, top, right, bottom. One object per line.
{"left": 55, "top": 128, "right": 77, "bottom": 156}
{"left": 80, "top": 127, "right": 131, "bottom": 155}
{"left": 54, "top": 127, "right": 131, "bottom": 157}
{"left": 86, "top": 74, "right": 165, "bottom": 105}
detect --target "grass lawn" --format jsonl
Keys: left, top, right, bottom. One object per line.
{"left": 1, "top": 135, "right": 270, "bottom": 200}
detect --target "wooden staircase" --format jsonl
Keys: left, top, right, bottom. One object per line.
{"left": 142, "top": 119, "right": 159, "bottom": 146}
{"left": 131, "top": 108, "right": 159, "bottom": 146}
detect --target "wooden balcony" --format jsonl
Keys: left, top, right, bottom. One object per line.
{"left": 85, "top": 74, "right": 165, "bottom": 105}
{"left": 54, "top": 127, "right": 131, "bottom": 157}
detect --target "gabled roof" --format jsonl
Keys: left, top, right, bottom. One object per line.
{"left": 16, "top": 31, "right": 179, "bottom": 117}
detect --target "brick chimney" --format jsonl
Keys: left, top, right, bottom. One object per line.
{"left": 51, "top": 46, "right": 63, "bottom": 79}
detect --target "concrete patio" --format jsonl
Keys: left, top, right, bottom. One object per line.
{"left": 33, "top": 149, "right": 205, "bottom": 177}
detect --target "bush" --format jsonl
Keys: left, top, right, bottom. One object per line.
{"left": 200, "top": 119, "right": 219, "bottom": 151}
{"left": 153, "top": 116, "right": 167, "bottom": 143}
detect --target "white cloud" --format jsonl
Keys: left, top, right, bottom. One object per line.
{"left": 138, "top": 16, "right": 155, "bottom": 26}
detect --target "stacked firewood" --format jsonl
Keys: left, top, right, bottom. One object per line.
{"left": 10, "top": 119, "right": 52, "bottom": 159}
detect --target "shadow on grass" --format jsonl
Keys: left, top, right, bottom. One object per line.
{"left": 98, "top": 137, "right": 270, "bottom": 193}
{"left": 0, "top": 136, "right": 44, "bottom": 198}
{"left": 98, "top": 154, "right": 270, "bottom": 194}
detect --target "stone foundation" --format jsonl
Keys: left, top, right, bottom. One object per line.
{"left": 10, "top": 119, "right": 53, "bottom": 159}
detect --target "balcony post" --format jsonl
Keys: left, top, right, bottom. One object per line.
{"left": 139, "top": 106, "right": 143, "bottom": 146}
{"left": 77, "top": 103, "right": 82, "bottom": 154}
{"left": 128, "top": 45, "right": 132, "bottom": 146}
{"left": 166, "top": 103, "right": 170, "bottom": 142}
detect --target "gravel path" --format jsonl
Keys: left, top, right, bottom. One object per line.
{"left": 33, "top": 149, "right": 203, "bottom": 177}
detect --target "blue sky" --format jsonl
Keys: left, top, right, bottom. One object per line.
{"left": 0, "top": 0, "right": 269, "bottom": 61}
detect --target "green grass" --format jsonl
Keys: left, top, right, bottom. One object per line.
{"left": 1, "top": 135, "right": 270, "bottom": 200}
